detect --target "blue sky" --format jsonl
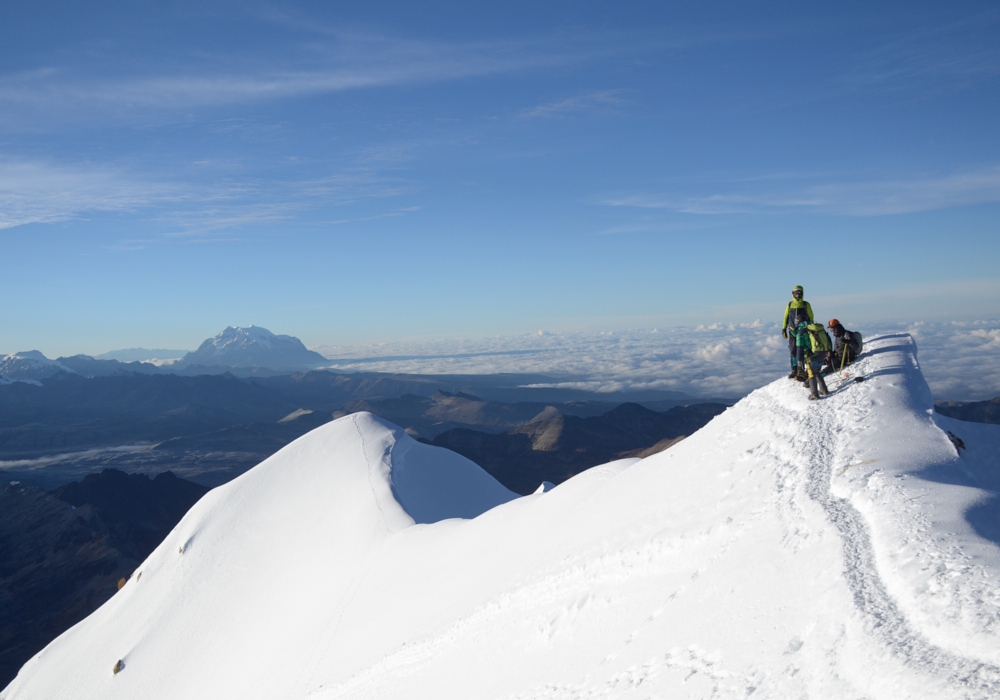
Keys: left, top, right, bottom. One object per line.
{"left": 2, "top": 1, "right": 999, "bottom": 356}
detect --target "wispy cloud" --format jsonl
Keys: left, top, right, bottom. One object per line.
{"left": 520, "top": 90, "right": 626, "bottom": 119}
{"left": 0, "top": 157, "right": 418, "bottom": 239}
{"left": 603, "top": 167, "right": 1000, "bottom": 217}
{"left": 845, "top": 11, "right": 1000, "bottom": 91}
{"left": 320, "top": 206, "right": 420, "bottom": 226}
{"left": 0, "top": 14, "right": 803, "bottom": 131}
{"left": 0, "top": 159, "right": 182, "bottom": 230}
{"left": 296, "top": 169, "right": 415, "bottom": 202}
{"left": 0, "top": 35, "right": 586, "bottom": 129}
{"left": 596, "top": 219, "right": 727, "bottom": 236}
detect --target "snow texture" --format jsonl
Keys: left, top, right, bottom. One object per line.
{"left": 4, "top": 334, "right": 1000, "bottom": 700}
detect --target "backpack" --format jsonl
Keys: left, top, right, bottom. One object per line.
{"left": 852, "top": 331, "right": 863, "bottom": 355}
{"left": 806, "top": 323, "right": 832, "bottom": 353}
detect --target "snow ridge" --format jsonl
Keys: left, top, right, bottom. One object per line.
{"left": 789, "top": 347, "right": 1000, "bottom": 692}
{"left": 4, "top": 334, "right": 1000, "bottom": 700}
{"left": 720, "top": 334, "right": 1000, "bottom": 696}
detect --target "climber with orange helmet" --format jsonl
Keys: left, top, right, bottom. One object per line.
{"left": 826, "top": 319, "right": 862, "bottom": 372}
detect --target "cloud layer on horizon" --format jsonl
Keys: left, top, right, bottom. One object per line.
{"left": 314, "top": 320, "right": 1000, "bottom": 401}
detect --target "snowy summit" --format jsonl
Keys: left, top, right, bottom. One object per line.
{"left": 5, "top": 334, "right": 1000, "bottom": 699}
{"left": 178, "top": 326, "right": 328, "bottom": 370}
{"left": 0, "top": 351, "right": 75, "bottom": 382}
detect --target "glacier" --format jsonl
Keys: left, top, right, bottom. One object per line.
{"left": 3, "top": 333, "right": 1000, "bottom": 700}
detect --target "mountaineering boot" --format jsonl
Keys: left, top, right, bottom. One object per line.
{"left": 795, "top": 369, "right": 808, "bottom": 383}
{"left": 818, "top": 374, "right": 829, "bottom": 396}
{"left": 808, "top": 377, "right": 820, "bottom": 400}
{"left": 788, "top": 369, "right": 798, "bottom": 379}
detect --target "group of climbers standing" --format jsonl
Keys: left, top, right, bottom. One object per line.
{"left": 781, "top": 286, "right": 863, "bottom": 401}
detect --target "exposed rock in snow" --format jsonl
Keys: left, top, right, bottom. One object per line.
{"left": 4, "top": 334, "right": 1000, "bottom": 700}
{"left": 178, "top": 326, "right": 328, "bottom": 370}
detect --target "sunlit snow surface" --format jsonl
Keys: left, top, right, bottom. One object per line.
{"left": 5, "top": 334, "right": 1000, "bottom": 700}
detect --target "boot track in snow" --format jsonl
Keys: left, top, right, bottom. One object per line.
{"left": 788, "top": 385, "right": 1000, "bottom": 697}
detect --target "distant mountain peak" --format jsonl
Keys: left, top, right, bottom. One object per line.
{"left": 11, "top": 350, "right": 50, "bottom": 361}
{"left": 179, "top": 326, "right": 328, "bottom": 370}
{"left": 0, "top": 350, "right": 76, "bottom": 382}
{"left": 210, "top": 326, "right": 278, "bottom": 351}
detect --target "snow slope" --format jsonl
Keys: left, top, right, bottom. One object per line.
{"left": 5, "top": 334, "right": 1000, "bottom": 700}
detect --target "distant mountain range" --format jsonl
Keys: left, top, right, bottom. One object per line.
{"left": 0, "top": 369, "right": 731, "bottom": 490}
{"left": 0, "top": 326, "right": 330, "bottom": 382}
{"left": 334, "top": 390, "right": 612, "bottom": 440}
{"left": 1, "top": 325, "right": 735, "bottom": 492}
{"left": 430, "top": 401, "right": 729, "bottom": 494}
{"left": 936, "top": 397, "right": 1000, "bottom": 425}
{"left": 93, "top": 348, "right": 186, "bottom": 362}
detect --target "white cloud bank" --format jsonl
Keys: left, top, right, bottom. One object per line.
{"left": 314, "top": 320, "right": 1000, "bottom": 401}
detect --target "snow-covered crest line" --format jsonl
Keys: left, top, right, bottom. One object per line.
{"left": 5, "top": 335, "right": 1000, "bottom": 699}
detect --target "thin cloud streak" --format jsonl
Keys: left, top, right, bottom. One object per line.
{"left": 0, "top": 18, "right": 811, "bottom": 130}
{"left": 319, "top": 206, "right": 421, "bottom": 226}
{"left": 845, "top": 11, "right": 1000, "bottom": 90}
{"left": 0, "top": 158, "right": 418, "bottom": 235}
{"left": 604, "top": 167, "right": 1000, "bottom": 217}
{"left": 0, "top": 159, "right": 183, "bottom": 230}
{"left": 0, "top": 35, "right": 588, "bottom": 127}
{"left": 520, "top": 90, "right": 626, "bottom": 119}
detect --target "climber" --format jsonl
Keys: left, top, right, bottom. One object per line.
{"left": 782, "top": 286, "right": 813, "bottom": 379}
{"left": 826, "top": 319, "right": 862, "bottom": 372}
{"left": 789, "top": 310, "right": 811, "bottom": 383}
{"left": 803, "top": 321, "right": 833, "bottom": 400}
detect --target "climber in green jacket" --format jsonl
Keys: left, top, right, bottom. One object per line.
{"left": 782, "top": 285, "right": 814, "bottom": 379}
{"left": 789, "top": 310, "right": 811, "bottom": 382}
{"left": 802, "top": 322, "right": 832, "bottom": 400}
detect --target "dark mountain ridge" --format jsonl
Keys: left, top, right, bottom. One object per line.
{"left": 0, "top": 372, "right": 297, "bottom": 457}
{"left": 0, "top": 369, "right": 732, "bottom": 490}
{"left": 936, "top": 396, "right": 1000, "bottom": 425}
{"left": 431, "top": 401, "right": 729, "bottom": 495}
{"left": 334, "top": 390, "right": 613, "bottom": 440}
